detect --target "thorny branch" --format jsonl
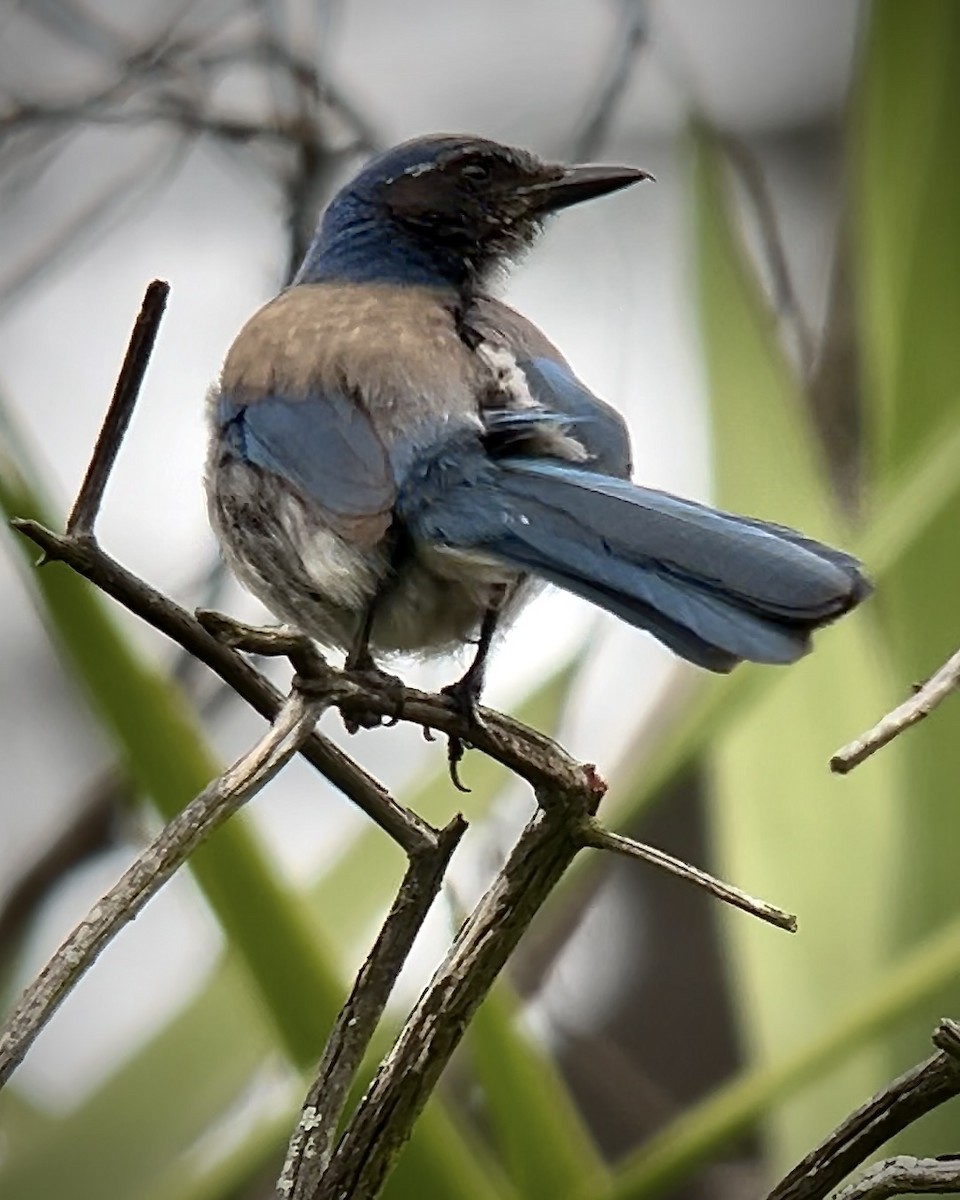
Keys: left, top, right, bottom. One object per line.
{"left": 2, "top": 282, "right": 800, "bottom": 1200}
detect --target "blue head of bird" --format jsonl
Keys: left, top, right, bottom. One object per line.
{"left": 295, "top": 134, "right": 651, "bottom": 291}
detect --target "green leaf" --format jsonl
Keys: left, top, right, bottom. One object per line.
{"left": 1, "top": 406, "right": 590, "bottom": 1199}
{"left": 469, "top": 979, "right": 607, "bottom": 1199}
{"left": 0, "top": 957, "right": 276, "bottom": 1200}
{"left": 691, "top": 129, "right": 903, "bottom": 1168}
{"left": 144, "top": 1086, "right": 509, "bottom": 1200}
{"left": 854, "top": 0, "right": 960, "bottom": 1152}
{"left": 601, "top": 386, "right": 960, "bottom": 847}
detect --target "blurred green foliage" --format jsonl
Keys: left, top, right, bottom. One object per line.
{"left": 2, "top": 2, "right": 960, "bottom": 1196}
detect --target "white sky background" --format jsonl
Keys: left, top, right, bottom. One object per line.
{"left": 0, "top": 0, "right": 860, "bottom": 1110}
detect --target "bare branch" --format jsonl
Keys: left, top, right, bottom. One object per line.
{"left": 316, "top": 800, "right": 601, "bottom": 1199}
{"left": 1, "top": 10, "right": 379, "bottom": 302}
{"left": 279, "top": 816, "right": 467, "bottom": 1200}
{"left": 712, "top": 128, "right": 818, "bottom": 378}
{"left": 584, "top": 822, "right": 797, "bottom": 932}
{"left": 835, "top": 1156, "right": 960, "bottom": 1200}
{"left": 831, "top": 648, "right": 960, "bottom": 773}
{"left": 765, "top": 1019, "right": 960, "bottom": 1200}
{"left": 66, "top": 279, "right": 168, "bottom": 538}
{"left": 0, "top": 766, "right": 125, "bottom": 970}
{"left": 3, "top": 280, "right": 815, "bottom": 1200}
{"left": 573, "top": 0, "right": 650, "bottom": 160}
{"left": 0, "top": 687, "right": 327, "bottom": 1089}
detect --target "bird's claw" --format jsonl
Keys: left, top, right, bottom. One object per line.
{"left": 439, "top": 673, "right": 485, "bottom": 793}
{"left": 342, "top": 664, "right": 405, "bottom": 731}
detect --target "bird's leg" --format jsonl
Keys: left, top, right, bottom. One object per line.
{"left": 440, "top": 597, "right": 502, "bottom": 792}
{"left": 345, "top": 600, "right": 379, "bottom": 674}
{"left": 442, "top": 605, "right": 499, "bottom": 721}
{"left": 343, "top": 578, "right": 405, "bottom": 731}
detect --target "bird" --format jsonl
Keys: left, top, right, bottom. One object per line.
{"left": 206, "top": 133, "right": 870, "bottom": 750}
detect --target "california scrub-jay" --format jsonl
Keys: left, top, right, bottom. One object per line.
{"left": 206, "top": 134, "right": 869, "bottom": 725}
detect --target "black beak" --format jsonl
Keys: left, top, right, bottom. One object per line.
{"left": 522, "top": 164, "right": 653, "bottom": 213}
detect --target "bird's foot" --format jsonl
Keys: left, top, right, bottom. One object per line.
{"left": 439, "top": 671, "right": 486, "bottom": 794}
{"left": 342, "top": 651, "right": 405, "bottom": 731}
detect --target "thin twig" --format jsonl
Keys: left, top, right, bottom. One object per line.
{"left": 12, "top": 519, "right": 603, "bottom": 817}
{"left": 831, "top": 648, "right": 960, "bottom": 773}
{"left": 66, "top": 279, "right": 168, "bottom": 538}
{"left": 584, "top": 823, "right": 797, "bottom": 932}
{"left": 0, "top": 767, "right": 124, "bottom": 973}
{"left": 0, "top": 687, "right": 327, "bottom": 1090}
{"left": 713, "top": 129, "right": 818, "bottom": 378}
{"left": 765, "top": 1019, "right": 960, "bottom": 1200}
{"left": 279, "top": 817, "right": 467, "bottom": 1200}
{"left": 835, "top": 1155, "right": 960, "bottom": 1200}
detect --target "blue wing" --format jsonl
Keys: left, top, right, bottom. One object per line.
{"left": 216, "top": 389, "right": 396, "bottom": 538}
{"left": 464, "top": 296, "right": 633, "bottom": 477}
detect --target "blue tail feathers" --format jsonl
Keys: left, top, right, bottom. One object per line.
{"left": 399, "top": 441, "right": 870, "bottom": 672}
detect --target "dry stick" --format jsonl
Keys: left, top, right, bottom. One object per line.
{"left": 66, "top": 279, "right": 169, "bottom": 538}
{"left": 765, "top": 1019, "right": 960, "bottom": 1200}
{"left": 573, "top": 0, "right": 649, "bottom": 160}
{"left": 279, "top": 817, "right": 467, "bottom": 1200}
{"left": 13, "top": 519, "right": 434, "bottom": 856}
{"left": 0, "top": 688, "right": 326, "bottom": 1090}
{"left": 585, "top": 823, "right": 797, "bottom": 932}
{"left": 831, "top": 648, "right": 960, "bottom": 774}
{"left": 835, "top": 1155, "right": 960, "bottom": 1200}
{"left": 316, "top": 795, "right": 605, "bottom": 1200}
{"left": 11, "top": 519, "right": 598, "bottom": 827}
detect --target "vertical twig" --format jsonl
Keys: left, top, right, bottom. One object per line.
{"left": 280, "top": 817, "right": 467, "bottom": 1200}
{"left": 65, "top": 278, "right": 169, "bottom": 538}
{"left": 316, "top": 800, "right": 599, "bottom": 1199}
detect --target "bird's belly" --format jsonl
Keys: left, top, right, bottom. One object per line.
{"left": 208, "top": 459, "right": 526, "bottom": 658}
{"left": 372, "top": 546, "right": 528, "bottom": 657}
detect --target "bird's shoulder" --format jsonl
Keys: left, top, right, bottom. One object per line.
{"left": 462, "top": 296, "right": 633, "bottom": 478}
{"left": 221, "top": 281, "right": 482, "bottom": 408}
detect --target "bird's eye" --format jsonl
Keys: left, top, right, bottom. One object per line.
{"left": 461, "top": 162, "right": 492, "bottom": 184}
